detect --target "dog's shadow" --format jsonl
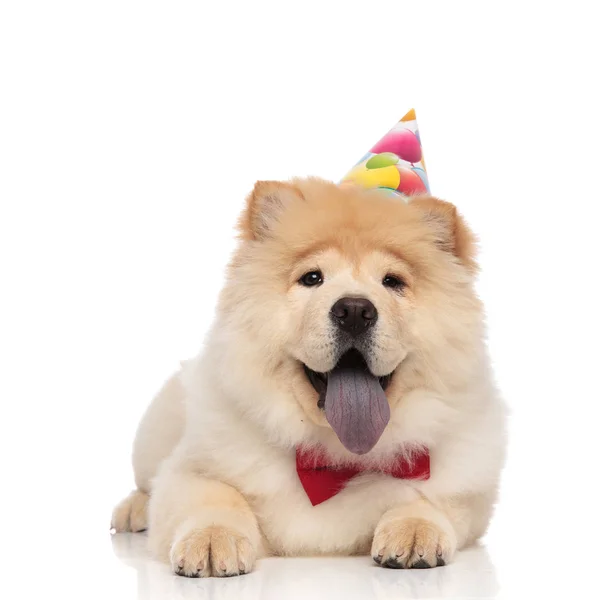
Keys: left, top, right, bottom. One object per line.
{"left": 111, "top": 533, "right": 499, "bottom": 600}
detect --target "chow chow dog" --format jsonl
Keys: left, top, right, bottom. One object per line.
{"left": 111, "top": 178, "right": 506, "bottom": 577}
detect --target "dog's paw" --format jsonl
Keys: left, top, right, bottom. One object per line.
{"left": 372, "top": 517, "right": 454, "bottom": 569}
{"left": 111, "top": 490, "right": 149, "bottom": 533}
{"left": 170, "top": 526, "right": 256, "bottom": 578}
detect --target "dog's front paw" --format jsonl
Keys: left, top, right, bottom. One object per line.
{"left": 111, "top": 490, "right": 149, "bottom": 533}
{"left": 170, "top": 526, "right": 256, "bottom": 578}
{"left": 372, "top": 517, "right": 455, "bottom": 569}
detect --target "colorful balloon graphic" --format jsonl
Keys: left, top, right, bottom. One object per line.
{"left": 411, "top": 167, "right": 429, "bottom": 190}
{"left": 345, "top": 164, "right": 400, "bottom": 190}
{"left": 371, "top": 128, "right": 422, "bottom": 163}
{"left": 396, "top": 167, "right": 428, "bottom": 195}
{"left": 366, "top": 152, "right": 399, "bottom": 170}
{"left": 340, "top": 109, "right": 430, "bottom": 198}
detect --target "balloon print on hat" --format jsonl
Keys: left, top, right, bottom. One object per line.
{"left": 365, "top": 152, "right": 399, "bottom": 170}
{"left": 345, "top": 164, "right": 400, "bottom": 190}
{"left": 371, "top": 128, "right": 422, "bottom": 164}
{"left": 411, "top": 167, "right": 429, "bottom": 191}
{"left": 396, "top": 167, "right": 428, "bottom": 195}
{"left": 340, "top": 109, "right": 431, "bottom": 197}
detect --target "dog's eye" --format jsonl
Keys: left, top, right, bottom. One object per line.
{"left": 299, "top": 270, "right": 323, "bottom": 287}
{"left": 382, "top": 275, "right": 406, "bottom": 290}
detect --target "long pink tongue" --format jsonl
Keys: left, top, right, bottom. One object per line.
{"left": 324, "top": 359, "right": 390, "bottom": 455}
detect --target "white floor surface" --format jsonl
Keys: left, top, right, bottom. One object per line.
{"left": 110, "top": 534, "right": 500, "bottom": 600}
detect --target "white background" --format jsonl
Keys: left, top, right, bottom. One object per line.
{"left": 1, "top": 2, "right": 599, "bottom": 598}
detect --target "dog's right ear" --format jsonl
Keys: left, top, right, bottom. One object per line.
{"left": 239, "top": 180, "right": 305, "bottom": 240}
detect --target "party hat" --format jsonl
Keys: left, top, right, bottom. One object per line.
{"left": 341, "top": 109, "right": 430, "bottom": 198}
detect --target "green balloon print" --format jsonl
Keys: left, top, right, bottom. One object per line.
{"left": 366, "top": 152, "right": 400, "bottom": 170}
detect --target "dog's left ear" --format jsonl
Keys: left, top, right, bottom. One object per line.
{"left": 409, "top": 196, "right": 478, "bottom": 272}
{"left": 239, "top": 180, "right": 305, "bottom": 240}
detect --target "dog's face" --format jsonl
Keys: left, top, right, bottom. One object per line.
{"left": 288, "top": 245, "right": 412, "bottom": 377}
{"left": 219, "top": 178, "right": 480, "bottom": 455}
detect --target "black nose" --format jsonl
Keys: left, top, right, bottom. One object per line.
{"left": 330, "top": 297, "right": 378, "bottom": 337}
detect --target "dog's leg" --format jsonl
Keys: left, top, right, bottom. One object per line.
{"left": 148, "top": 467, "right": 261, "bottom": 578}
{"left": 371, "top": 492, "right": 494, "bottom": 569}
{"left": 111, "top": 370, "right": 185, "bottom": 532}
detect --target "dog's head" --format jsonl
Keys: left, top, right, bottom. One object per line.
{"left": 217, "top": 178, "right": 481, "bottom": 455}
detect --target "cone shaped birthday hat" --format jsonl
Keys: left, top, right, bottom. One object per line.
{"left": 341, "top": 109, "right": 430, "bottom": 198}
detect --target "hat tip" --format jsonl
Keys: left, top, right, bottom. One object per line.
{"left": 400, "top": 108, "right": 417, "bottom": 122}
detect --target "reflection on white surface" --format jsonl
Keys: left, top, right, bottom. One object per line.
{"left": 111, "top": 533, "right": 499, "bottom": 600}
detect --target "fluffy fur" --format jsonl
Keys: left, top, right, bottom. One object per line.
{"left": 112, "top": 178, "right": 506, "bottom": 576}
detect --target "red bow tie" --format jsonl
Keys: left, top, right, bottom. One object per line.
{"left": 296, "top": 447, "right": 430, "bottom": 506}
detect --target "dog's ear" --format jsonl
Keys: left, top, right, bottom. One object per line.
{"left": 409, "top": 196, "right": 478, "bottom": 272}
{"left": 239, "top": 180, "right": 305, "bottom": 240}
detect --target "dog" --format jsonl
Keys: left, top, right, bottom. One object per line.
{"left": 111, "top": 177, "right": 506, "bottom": 577}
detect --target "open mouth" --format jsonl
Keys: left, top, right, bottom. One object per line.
{"left": 304, "top": 350, "right": 393, "bottom": 407}
{"left": 303, "top": 349, "right": 393, "bottom": 455}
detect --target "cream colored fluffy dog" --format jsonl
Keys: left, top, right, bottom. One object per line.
{"left": 111, "top": 178, "right": 506, "bottom": 577}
